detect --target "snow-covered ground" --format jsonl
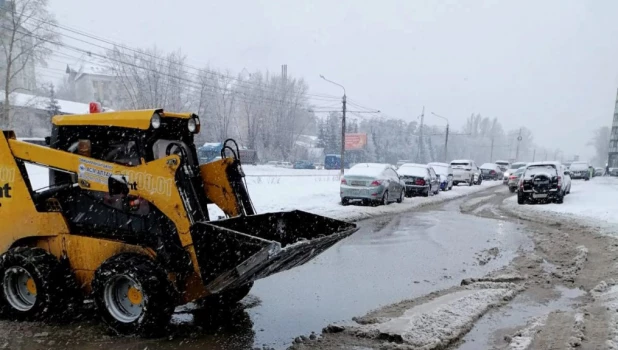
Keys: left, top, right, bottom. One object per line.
{"left": 503, "top": 177, "right": 618, "bottom": 231}
{"left": 26, "top": 164, "right": 501, "bottom": 222}
{"left": 343, "top": 283, "right": 518, "bottom": 349}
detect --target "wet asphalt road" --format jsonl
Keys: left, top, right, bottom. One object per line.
{"left": 0, "top": 185, "right": 532, "bottom": 350}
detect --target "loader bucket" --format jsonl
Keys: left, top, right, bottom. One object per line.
{"left": 190, "top": 210, "right": 358, "bottom": 294}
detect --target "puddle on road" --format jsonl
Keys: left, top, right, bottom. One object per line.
{"left": 456, "top": 285, "right": 586, "bottom": 350}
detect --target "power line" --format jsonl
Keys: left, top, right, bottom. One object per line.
{"left": 2, "top": 6, "right": 343, "bottom": 103}
{"left": 1, "top": 10, "right": 388, "bottom": 119}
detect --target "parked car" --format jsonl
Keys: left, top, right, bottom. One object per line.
{"left": 569, "top": 161, "right": 590, "bottom": 180}
{"left": 266, "top": 161, "right": 279, "bottom": 166}
{"left": 396, "top": 160, "right": 413, "bottom": 168}
{"left": 503, "top": 162, "right": 528, "bottom": 184}
{"left": 293, "top": 160, "right": 315, "bottom": 169}
{"left": 340, "top": 163, "right": 405, "bottom": 206}
{"left": 507, "top": 167, "right": 526, "bottom": 193}
{"left": 517, "top": 162, "right": 566, "bottom": 204}
{"left": 595, "top": 167, "right": 604, "bottom": 177}
{"left": 428, "top": 162, "right": 453, "bottom": 191}
{"left": 450, "top": 159, "right": 482, "bottom": 186}
{"left": 277, "top": 161, "right": 293, "bottom": 168}
{"left": 398, "top": 163, "right": 440, "bottom": 197}
{"left": 495, "top": 160, "right": 511, "bottom": 172}
{"left": 480, "top": 163, "right": 503, "bottom": 180}
{"left": 610, "top": 168, "right": 618, "bottom": 177}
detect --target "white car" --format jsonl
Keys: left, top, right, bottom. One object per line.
{"left": 503, "top": 162, "right": 528, "bottom": 184}
{"left": 428, "top": 162, "right": 453, "bottom": 191}
{"left": 495, "top": 160, "right": 510, "bottom": 172}
{"left": 450, "top": 159, "right": 482, "bottom": 186}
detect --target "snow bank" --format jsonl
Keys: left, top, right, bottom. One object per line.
{"left": 345, "top": 287, "right": 517, "bottom": 349}
{"left": 503, "top": 177, "right": 618, "bottom": 233}
{"left": 25, "top": 163, "right": 501, "bottom": 223}
{"left": 591, "top": 281, "right": 618, "bottom": 349}
{"left": 507, "top": 315, "right": 548, "bottom": 350}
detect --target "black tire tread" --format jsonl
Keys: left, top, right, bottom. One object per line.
{"left": 0, "top": 247, "right": 80, "bottom": 320}
{"left": 91, "top": 253, "right": 176, "bottom": 336}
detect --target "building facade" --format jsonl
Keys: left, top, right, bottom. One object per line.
{"left": 609, "top": 89, "right": 618, "bottom": 167}
{"left": 65, "top": 57, "right": 117, "bottom": 108}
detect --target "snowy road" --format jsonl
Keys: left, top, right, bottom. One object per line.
{"left": 0, "top": 184, "right": 532, "bottom": 349}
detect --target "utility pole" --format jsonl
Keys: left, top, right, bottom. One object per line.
{"left": 490, "top": 137, "right": 495, "bottom": 162}
{"left": 532, "top": 149, "right": 536, "bottom": 162}
{"left": 341, "top": 94, "right": 346, "bottom": 176}
{"left": 431, "top": 112, "right": 449, "bottom": 162}
{"left": 444, "top": 124, "right": 449, "bottom": 162}
{"left": 419, "top": 106, "right": 425, "bottom": 163}
{"left": 515, "top": 128, "right": 522, "bottom": 161}
{"left": 320, "top": 75, "right": 347, "bottom": 176}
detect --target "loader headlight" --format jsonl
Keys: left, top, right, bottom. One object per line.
{"left": 188, "top": 117, "right": 200, "bottom": 133}
{"left": 151, "top": 113, "right": 161, "bottom": 129}
{"left": 187, "top": 118, "right": 197, "bottom": 132}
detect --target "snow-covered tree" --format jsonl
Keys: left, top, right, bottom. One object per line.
{"left": 1, "top": 0, "right": 60, "bottom": 128}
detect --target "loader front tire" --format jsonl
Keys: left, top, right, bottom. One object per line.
{"left": 0, "top": 247, "right": 77, "bottom": 320}
{"left": 92, "top": 254, "right": 176, "bottom": 336}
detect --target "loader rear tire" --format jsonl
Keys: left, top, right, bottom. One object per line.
{"left": 0, "top": 247, "right": 78, "bottom": 320}
{"left": 92, "top": 254, "right": 176, "bottom": 336}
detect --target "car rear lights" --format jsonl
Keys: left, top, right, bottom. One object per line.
{"left": 415, "top": 178, "right": 425, "bottom": 186}
{"left": 370, "top": 180, "right": 382, "bottom": 186}
{"left": 340, "top": 178, "right": 347, "bottom": 185}
{"left": 557, "top": 176, "right": 562, "bottom": 188}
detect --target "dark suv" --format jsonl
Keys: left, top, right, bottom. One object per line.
{"left": 517, "top": 162, "right": 565, "bottom": 204}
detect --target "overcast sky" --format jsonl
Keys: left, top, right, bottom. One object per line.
{"left": 48, "top": 0, "right": 618, "bottom": 159}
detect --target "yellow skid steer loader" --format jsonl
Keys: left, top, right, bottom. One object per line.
{"left": 0, "top": 109, "right": 357, "bottom": 335}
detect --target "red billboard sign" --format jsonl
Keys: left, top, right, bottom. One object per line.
{"left": 345, "top": 133, "right": 367, "bottom": 150}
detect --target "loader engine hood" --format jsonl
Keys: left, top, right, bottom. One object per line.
{"left": 191, "top": 211, "right": 357, "bottom": 294}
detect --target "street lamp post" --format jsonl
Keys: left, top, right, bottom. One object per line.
{"left": 431, "top": 112, "right": 450, "bottom": 162}
{"left": 320, "top": 75, "right": 347, "bottom": 176}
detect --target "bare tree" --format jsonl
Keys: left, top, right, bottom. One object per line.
{"left": 588, "top": 126, "right": 610, "bottom": 166}
{"left": 0, "top": 0, "right": 59, "bottom": 127}
{"left": 107, "top": 46, "right": 191, "bottom": 111}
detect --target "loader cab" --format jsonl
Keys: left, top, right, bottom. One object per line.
{"left": 42, "top": 110, "right": 208, "bottom": 242}
{"left": 48, "top": 110, "right": 201, "bottom": 186}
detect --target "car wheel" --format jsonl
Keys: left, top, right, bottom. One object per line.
{"left": 341, "top": 198, "right": 349, "bottom": 206}
{"left": 468, "top": 177, "right": 473, "bottom": 186}
{"left": 453, "top": 181, "right": 458, "bottom": 186}
{"left": 382, "top": 191, "right": 389, "bottom": 205}
{"left": 509, "top": 186, "right": 516, "bottom": 193}
{"left": 585, "top": 177, "right": 590, "bottom": 181}
{"left": 396, "top": 190, "right": 404, "bottom": 203}
{"left": 517, "top": 193, "right": 526, "bottom": 205}
{"left": 423, "top": 190, "right": 429, "bottom": 197}
{"left": 555, "top": 194, "right": 564, "bottom": 204}
{"left": 478, "top": 176, "right": 483, "bottom": 185}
